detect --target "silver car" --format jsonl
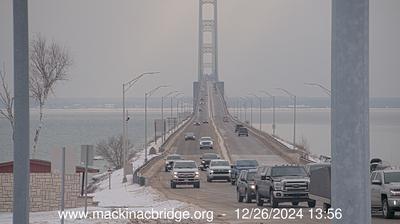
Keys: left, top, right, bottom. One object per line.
{"left": 371, "top": 169, "right": 400, "bottom": 218}
{"left": 206, "top": 159, "right": 231, "bottom": 182}
{"left": 199, "top": 137, "right": 214, "bottom": 149}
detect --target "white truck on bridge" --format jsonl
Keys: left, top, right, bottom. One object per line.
{"left": 170, "top": 160, "right": 200, "bottom": 189}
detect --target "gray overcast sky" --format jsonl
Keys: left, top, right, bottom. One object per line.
{"left": 1, "top": 0, "right": 399, "bottom": 98}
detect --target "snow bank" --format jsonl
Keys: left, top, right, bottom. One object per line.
{"left": 273, "top": 136, "right": 297, "bottom": 150}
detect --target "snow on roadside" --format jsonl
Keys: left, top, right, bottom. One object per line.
{"left": 273, "top": 136, "right": 324, "bottom": 163}
{"left": 92, "top": 169, "right": 184, "bottom": 209}
{"left": 0, "top": 118, "right": 195, "bottom": 224}
{"left": 273, "top": 136, "right": 297, "bottom": 150}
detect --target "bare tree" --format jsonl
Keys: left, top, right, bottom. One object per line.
{"left": 96, "top": 135, "right": 136, "bottom": 169}
{"left": 0, "top": 65, "right": 14, "bottom": 138}
{"left": 30, "top": 35, "right": 72, "bottom": 157}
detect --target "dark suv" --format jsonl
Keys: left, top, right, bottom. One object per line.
{"left": 235, "top": 124, "right": 244, "bottom": 132}
{"left": 164, "top": 154, "right": 183, "bottom": 172}
{"left": 238, "top": 127, "right": 249, "bottom": 137}
{"left": 200, "top": 153, "right": 220, "bottom": 170}
{"left": 231, "top": 159, "right": 259, "bottom": 185}
{"left": 237, "top": 169, "right": 258, "bottom": 203}
{"left": 255, "top": 165, "right": 315, "bottom": 208}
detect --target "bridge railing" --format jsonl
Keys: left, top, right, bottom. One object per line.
{"left": 213, "top": 86, "right": 306, "bottom": 164}
{"left": 132, "top": 115, "right": 194, "bottom": 185}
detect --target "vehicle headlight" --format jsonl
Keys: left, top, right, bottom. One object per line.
{"left": 250, "top": 185, "right": 256, "bottom": 190}
{"left": 195, "top": 171, "right": 199, "bottom": 175}
{"left": 165, "top": 161, "right": 169, "bottom": 165}
{"left": 390, "top": 190, "right": 400, "bottom": 196}
{"left": 228, "top": 170, "right": 231, "bottom": 173}
{"left": 202, "top": 161, "right": 205, "bottom": 163}
{"left": 210, "top": 170, "right": 214, "bottom": 174}
{"left": 173, "top": 172, "right": 178, "bottom": 175}
{"left": 274, "top": 181, "right": 283, "bottom": 191}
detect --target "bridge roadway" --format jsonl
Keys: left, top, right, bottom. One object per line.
{"left": 143, "top": 82, "right": 397, "bottom": 223}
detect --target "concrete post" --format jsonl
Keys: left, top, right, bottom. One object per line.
{"left": 13, "top": 1, "right": 30, "bottom": 223}
{"left": 331, "top": 0, "right": 370, "bottom": 223}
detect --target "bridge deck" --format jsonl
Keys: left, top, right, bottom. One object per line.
{"left": 142, "top": 82, "right": 395, "bottom": 223}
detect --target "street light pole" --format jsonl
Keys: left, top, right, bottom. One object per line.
{"left": 122, "top": 71, "right": 159, "bottom": 183}
{"left": 261, "top": 91, "right": 276, "bottom": 135}
{"left": 250, "top": 94, "right": 262, "bottom": 131}
{"left": 144, "top": 85, "right": 168, "bottom": 163}
{"left": 162, "top": 91, "right": 178, "bottom": 143}
{"left": 171, "top": 92, "right": 183, "bottom": 131}
{"left": 276, "top": 88, "right": 297, "bottom": 149}
{"left": 176, "top": 98, "right": 179, "bottom": 123}
{"left": 235, "top": 99, "right": 239, "bottom": 119}
{"left": 240, "top": 97, "right": 247, "bottom": 123}
{"left": 246, "top": 96, "right": 253, "bottom": 126}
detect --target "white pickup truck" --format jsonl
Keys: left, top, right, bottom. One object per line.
{"left": 206, "top": 159, "right": 231, "bottom": 182}
{"left": 199, "top": 137, "right": 214, "bottom": 149}
{"left": 170, "top": 160, "right": 200, "bottom": 189}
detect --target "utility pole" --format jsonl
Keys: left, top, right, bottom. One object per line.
{"left": 13, "top": 1, "right": 30, "bottom": 223}
{"left": 332, "top": 0, "right": 370, "bottom": 223}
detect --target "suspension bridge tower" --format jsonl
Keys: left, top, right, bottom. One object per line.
{"left": 194, "top": 0, "right": 224, "bottom": 108}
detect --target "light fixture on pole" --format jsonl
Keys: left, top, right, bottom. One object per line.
{"left": 304, "top": 82, "right": 331, "bottom": 96}
{"left": 144, "top": 85, "right": 169, "bottom": 163}
{"left": 261, "top": 90, "right": 276, "bottom": 136}
{"left": 276, "top": 88, "right": 297, "bottom": 149}
{"left": 122, "top": 71, "right": 159, "bottom": 183}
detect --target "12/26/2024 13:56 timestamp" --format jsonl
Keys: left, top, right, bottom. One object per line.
{"left": 235, "top": 208, "right": 343, "bottom": 220}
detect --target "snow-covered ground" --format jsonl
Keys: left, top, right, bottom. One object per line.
{"left": 273, "top": 136, "right": 322, "bottom": 163}
{"left": 273, "top": 136, "right": 297, "bottom": 150}
{"left": 0, "top": 118, "right": 199, "bottom": 224}
{"left": 0, "top": 169, "right": 190, "bottom": 224}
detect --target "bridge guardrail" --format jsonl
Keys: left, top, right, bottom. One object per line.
{"left": 214, "top": 86, "right": 303, "bottom": 164}
{"left": 133, "top": 115, "right": 194, "bottom": 186}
